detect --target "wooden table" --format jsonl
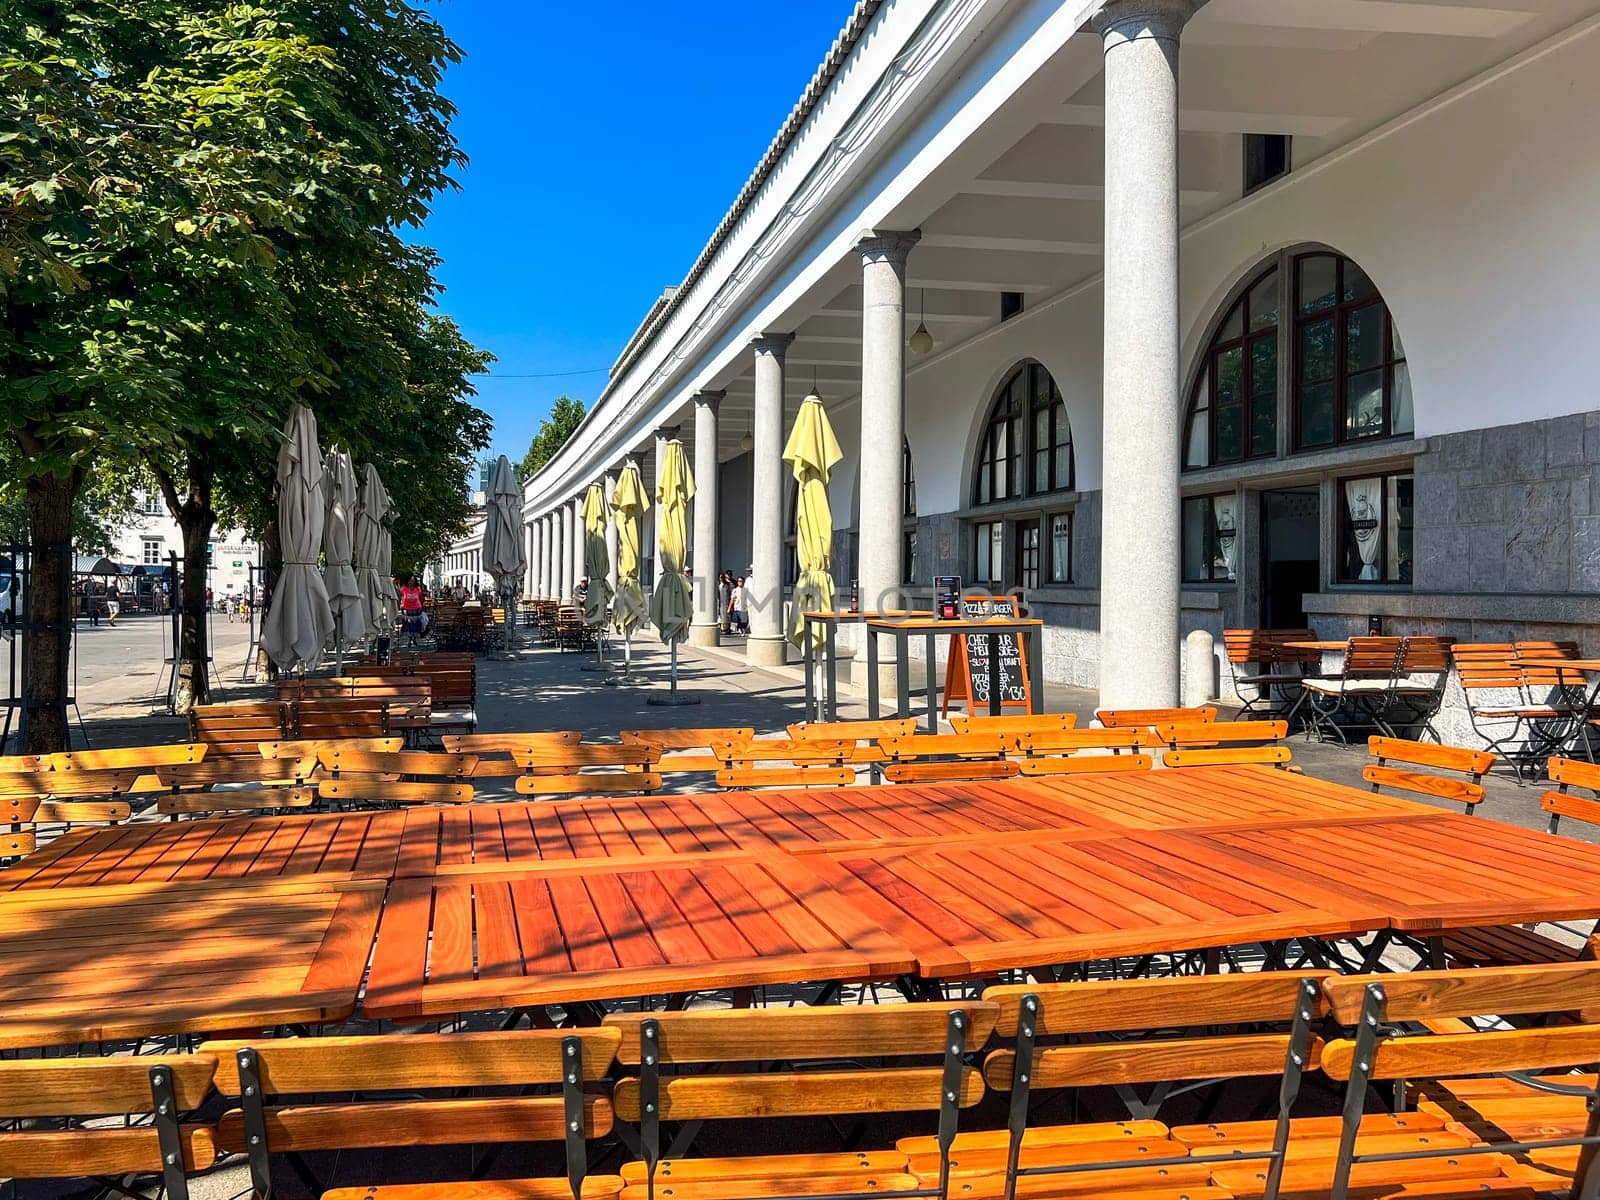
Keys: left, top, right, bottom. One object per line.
{"left": 363, "top": 856, "right": 914, "bottom": 1018}
{"left": 799, "top": 610, "right": 932, "bottom": 722}
{"left": 390, "top": 786, "right": 1120, "bottom": 875}
{"left": 1, "top": 811, "right": 406, "bottom": 890}
{"left": 0, "top": 876, "right": 385, "bottom": 1048}
{"left": 1512, "top": 657, "right": 1600, "bottom": 760}
{"left": 865, "top": 616, "right": 1045, "bottom": 731}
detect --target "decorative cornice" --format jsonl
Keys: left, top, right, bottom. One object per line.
{"left": 751, "top": 333, "right": 796, "bottom": 358}
{"left": 858, "top": 229, "right": 922, "bottom": 266}
{"left": 1090, "top": 0, "right": 1200, "bottom": 44}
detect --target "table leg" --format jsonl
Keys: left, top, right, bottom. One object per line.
{"left": 896, "top": 635, "right": 910, "bottom": 720}
{"left": 867, "top": 628, "right": 879, "bottom": 719}
{"left": 803, "top": 622, "right": 815, "bottom": 719}
{"left": 1028, "top": 627, "right": 1043, "bottom": 715}
{"left": 924, "top": 630, "right": 937, "bottom": 733}
{"left": 825, "top": 624, "right": 838, "bottom": 722}
{"left": 989, "top": 634, "right": 1001, "bottom": 717}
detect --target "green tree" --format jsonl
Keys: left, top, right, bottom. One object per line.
{"left": 520, "top": 395, "right": 588, "bottom": 478}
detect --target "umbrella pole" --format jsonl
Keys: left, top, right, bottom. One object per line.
{"left": 648, "top": 635, "right": 700, "bottom": 707}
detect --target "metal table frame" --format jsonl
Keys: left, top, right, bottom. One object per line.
{"left": 800, "top": 611, "right": 931, "bottom": 723}
{"left": 864, "top": 617, "right": 1044, "bottom": 732}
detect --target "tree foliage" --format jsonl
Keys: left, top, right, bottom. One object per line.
{"left": 520, "top": 395, "right": 587, "bottom": 479}
{"left": 0, "top": 0, "right": 490, "bottom": 742}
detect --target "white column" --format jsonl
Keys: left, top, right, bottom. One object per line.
{"left": 1094, "top": 0, "right": 1194, "bottom": 709}
{"left": 748, "top": 334, "right": 793, "bottom": 666}
{"left": 858, "top": 231, "right": 919, "bottom": 615}
{"left": 603, "top": 471, "right": 620, "bottom": 599}
{"left": 539, "top": 515, "right": 553, "bottom": 598}
{"left": 690, "top": 392, "right": 723, "bottom": 646}
{"left": 568, "top": 496, "right": 583, "bottom": 598}
{"left": 652, "top": 427, "right": 676, "bottom": 588}
{"left": 553, "top": 504, "right": 568, "bottom": 601}
{"left": 534, "top": 521, "right": 547, "bottom": 601}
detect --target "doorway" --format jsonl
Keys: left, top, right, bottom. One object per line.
{"left": 1260, "top": 489, "right": 1320, "bottom": 628}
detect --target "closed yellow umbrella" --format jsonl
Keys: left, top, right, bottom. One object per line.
{"left": 783, "top": 393, "right": 843, "bottom": 646}
{"left": 580, "top": 483, "right": 612, "bottom": 628}
{"left": 649, "top": 439, "right": 695, "bottom": 643}
{"left": 610, "top": 462, "right": 650, "bottom": 640}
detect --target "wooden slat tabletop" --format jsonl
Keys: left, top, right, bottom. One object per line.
{"left": 824, "top": 827, "right": 1386, "bottom": 976}
{"left": 1185, "top": 813, "right": 1600, "bottom": 930}
{"left": 0, "top": 876, "right": 385, "bottom": 1048}
{"left": 362, "top": 855, "right": 915, "bottom": 1018}
{"left": 1, "top": 810, "right": 406, "bottom": 890}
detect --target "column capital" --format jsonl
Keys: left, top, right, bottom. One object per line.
{"left": 693, "top": 389, "right": 725, "bottom": 411}
{"left": 1090, "top": 0, "right": 1199, "bottom": 44}
{"left": 653, "top": 425, "right": 679, "bottom": 442}
{"left": 751, "top": 333, "right": 795, "bottom": 358}
{"left": 857, "top": 229, "right": 921, "bottom": 267}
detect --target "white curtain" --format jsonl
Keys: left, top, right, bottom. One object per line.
{"left": 1212, "top": 496, "right": 1238, "bottom": 582}
{"left": 1345, "top": 477, "right": 1383, "bottom": 581}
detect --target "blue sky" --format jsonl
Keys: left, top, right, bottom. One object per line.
{"left": 419, "top": 1, "right": 859, "bottom": 465}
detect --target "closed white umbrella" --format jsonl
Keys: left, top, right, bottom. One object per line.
{"left": 355, "top": 463, "right": 396, "bottom": 641}
{"left": 481, "top": 454, "right": 526, "bottom": 654}
{"left": 323, "top": 446, "right": 365, "bottom": 667}
{"left": 262, "top": 405, "right": 335, "bottom": 673}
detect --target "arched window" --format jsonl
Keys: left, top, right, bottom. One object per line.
{"left": 973, "top": 362, "right": 1072, "bottom": 504}
{"left": 1185, "top": 266, "right": 1278, "bottom": 468}
{"left": 1184, "top": 251, "right": 1412, "bottom": 469}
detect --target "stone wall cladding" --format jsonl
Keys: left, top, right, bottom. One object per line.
{"left": 1414, "top": 413, "right": 1600, "bottom": 595}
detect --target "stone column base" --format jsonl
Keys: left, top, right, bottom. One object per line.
{"left": 746, "top": 635, "right": 789, "bottom": 668}
{"left": 688, "top": 622, "right": 721, "bottom": 648}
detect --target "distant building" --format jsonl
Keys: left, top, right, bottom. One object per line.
{"left": 108, "top": 492, "right": 261, "bottom": 599}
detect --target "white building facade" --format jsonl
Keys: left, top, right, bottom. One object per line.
{"left": 441, "top": 510, "right": 489, "bottom": 593}
{"left": 110, "top": 493, "right": 261, "bottom": 601}
{"left": 521, "top": 0, "right": 1600, "bottom": 712}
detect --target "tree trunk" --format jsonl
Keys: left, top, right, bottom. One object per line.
{"left": 260, "top": 516, "right": 282, "bottom": 679}
{"left": 22, "top": 469, "right": 80, "bottom": 752}
{"left": 173, "top": 469, "right": 216, "bottom": 713}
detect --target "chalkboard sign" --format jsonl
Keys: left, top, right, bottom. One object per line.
{"left": 942, "top": 595, "right": 1032, "bottom": 715}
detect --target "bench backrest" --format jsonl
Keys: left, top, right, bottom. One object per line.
{"left": 621, "top": 727, "right": 755, "bottom": 750}
{"left": 878, "top": 733, "right": 1012, "bottom": 761}
{"left": 1319, "top": 966, "right": 1600, "bottom": 1200}
{"left": 605, "top": 1004, "right": 996, "bottom": 1200}
{"left": 948, "top": 712, "right": 1079, "bottom": 734}
{"left": 1513, "top": 639, "right": 1583, "bottom": 691}
{"left": 315, "top": 749, "right": 477, "bottom": 778}
{"left": 786, "top": 718, "right": 917, "bottom": 741}
{"left": 1399, "top": 635, "right": 1453, "bottom": 674}
{"left": 714, "top": 764, "right": 856, "bottom": 790}
{"left": 294, "top": 697, "right": 388, "bottom": 739}
{"left": 1096, "top": 706, "right": 1216, "bottom": 728}
{"left": 46, "top": 744, "right": 206, "bottom": 772}
{"left": 1364, "top": 735, "right": 1495, "bottom": 811}
{"left": 202, "top": 1030, "right": 619, "bottom": 1200}
{"left": 441, "top": 731, "right": 582, "bottom": 753}
{"left": 1338, "top": 636, "right": 1404, "bottom": 679}
{"left": 1450, "top": 642, "right": 1524, "bottom": 691}
{"left": 981, "top": 975, "right": 1327, "bottom": 1200}
{"left": 1154, "top": 719, "right": 1288, "bottom": 748}
{"left": 0, "top": 1053, "right": 218, "bottom": 1199}
{"left": 1545, "top": 757, "right": 1600, "bottom": 833}
{"left": 190, "top": 702, "right": 290, "bottom": 754}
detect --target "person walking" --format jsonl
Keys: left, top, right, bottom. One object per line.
{"left": 83, "top": 582, "right": 99, "bottom": 628}
{"left": 730, "top": 576, "right": 749, "bottom": 635}
{"left": 105, "top": 584, "right": 120, "bottom": 626}
{"left": 399, "top": 575, "right": 425, "bottom": 646}
{"left": 717, "top": 570, "right": 732, "bottom": 635}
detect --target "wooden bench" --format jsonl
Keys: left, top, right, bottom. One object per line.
{"left": 203, "top": 1029, "right": 623, "bottom": 1200}
{"left": 3, "top": 793, "right": 133, "bottom": 859}
{"left": 1223, "top": 628, "right": 1321, "bottom": 719}
{"left": 1007, "top": 728, "right": 1153, "bottom": 776}
{"left": 190, "top": 701, "right": 291, "bottom": 756}
{"left": 1435, "top": 757, "right": 1600, "bottom": 970}
{"left": 1096, "top": 706, "right": 1217, "bottom": 729}
{"left": 928, "top": 974, "right": 1329, "bottom": 1200}
{"left": 514, "top": 743, "right": 664, "bottom": 797}
{"left": 605, "top": 1003, "right": 997, "bottom": 1200}
{"left": 1298, "top": 965, "right": 1600, "bottom": 1199}
{"left": 44, "top": 744, "right": 207, "bottom": 772}
{"left": 948, "top": 712, "right": 1078, "bottom": 735}
{"left": 1156, "top": 720, "right": 1293, "bottom": 769}
{"left": 623, "top": 727, "right": 755, "bottom": 775}
{"left": 0, "top": 1052, "right": 219, "bottom": 1200}
{"left": 715, "top": 763, "right": 858, "bottom": 790}
{"left": 1364, "top": 735, "right": 1495, "bottom": 813}
{"left": 787, "top": 718, "right": 917, "bottom": 741}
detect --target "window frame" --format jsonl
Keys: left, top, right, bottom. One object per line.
{"left": 972, "top": 361, "right": 1073, "bottom": 506}
{"left": 1014, "top": 518, "right": 1041, "bottom": 591}
{"left": 141, "top": 537, "right": 164, "bottom": 566}
{"left": 1181, "top": 492, "right": 1238, "bottom": 585}
{"left": 973, "top": 520, "right": 1003, "bottom": 590}
{"left": 1047, "top": 512, "right": 1073, "bottom": 585}
{"left": 1184, "top": 249, "right": 1413, "bottom": 472}
{"left": 1334, "top": 470, "right": 1414, "bottom": 585}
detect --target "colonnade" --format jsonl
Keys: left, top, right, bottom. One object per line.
{"left": 524, "top": 0, "right": 1189, "bottom": 705}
